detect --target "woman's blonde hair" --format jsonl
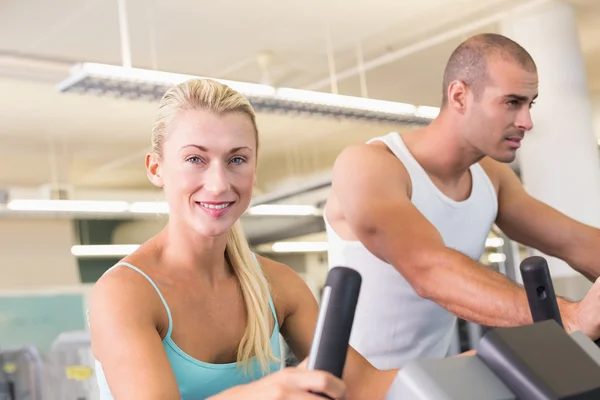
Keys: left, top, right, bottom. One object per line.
{"left": 151, "top": 79, "right": 277, "bottom": 374}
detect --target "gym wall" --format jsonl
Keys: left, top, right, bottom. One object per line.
{"left": 0, "top": 219, "right": 80, "bottom": 289}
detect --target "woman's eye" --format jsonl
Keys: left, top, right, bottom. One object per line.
{"left": 230, "top": 156, "right": 246, "bottom": 165}
{"left": 186, "top": 156, "right": 203, "bottom": 164}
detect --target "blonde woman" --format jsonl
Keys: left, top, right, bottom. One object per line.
{"left": 88, "top": 79, "right": 398, "bottom": 399}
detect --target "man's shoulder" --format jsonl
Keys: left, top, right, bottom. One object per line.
{"left": 328, "top": 140, "right": 412, "bottom": 220}
{"left": 337, "top": 140, "right": 392, "bottom": 157}
{"left": 333, "top": 140, "right": 407, "bottom": 177}
{"left": 478, "top": 157, "right": 520, "bottom": 195}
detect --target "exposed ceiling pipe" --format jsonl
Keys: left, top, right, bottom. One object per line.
{"left": 145, "top": 0, "right": 159, "bottom": 70}
{"left": 0, "top": 52, "right": 71, "bottom": 73}
{"left": 0, "top": 52, "right": 72, "bottom": 83}
{"left": 117, "top": 0, "right": 133, "bottom": 68}
{"left": 81, "top": 147, "right": 150, "bottom": 179}
{"left": 250, "top": 176, "right": 332, "bottom": 207}
{"left": 323, "top": 19, "right": 339, "bottom": 95}
{"left": 303, "top": 0, "right": 551, "bottom": 92}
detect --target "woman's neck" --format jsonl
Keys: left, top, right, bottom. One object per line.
{"left": 155, "top": 220, "right": 232, "bottom": 284}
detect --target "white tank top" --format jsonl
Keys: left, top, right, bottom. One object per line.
{"left": 324, "top": 131, "right": 498, "bottom": 369}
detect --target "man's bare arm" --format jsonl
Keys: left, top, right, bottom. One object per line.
{"left": 331, "top": 145, "right": 576, "bottom": 329}
{"left": 489, "top": 159, "right": 600, "bottom": 281}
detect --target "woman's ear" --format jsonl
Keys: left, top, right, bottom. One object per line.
{"left": 145, "top": 152, "right": 164, "bottom": 188}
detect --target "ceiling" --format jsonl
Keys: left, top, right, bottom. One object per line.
{"left": 0, "top": 0, "right": 599, "bottom": 217}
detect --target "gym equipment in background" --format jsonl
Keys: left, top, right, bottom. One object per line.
{"left": 46, "top": 330, "right": 98, "bottom": 400}
{"left": 0, "top": 346, "right": 44, "bottom": 400}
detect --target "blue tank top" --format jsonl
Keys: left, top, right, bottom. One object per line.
{"left": 92, "top": 260, "right": 282, "bottom": 400}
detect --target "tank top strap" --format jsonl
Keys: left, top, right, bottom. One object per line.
{"left": 470, "top": 162, "right": 499, "bottom": 208}
{"left": 368, "top": 131, "right": 428, "bottom": 177}
{"left": 107, "top": 262, "right": 174, "bottom": 338}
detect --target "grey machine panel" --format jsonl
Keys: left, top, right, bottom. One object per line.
{"left": 570, "top": 331, "right": 600, "bottom": 367}
{"left": 385, "top": 355, "right": 515, "bottom": 400}
{"left": 384, "top": 331, "right": 600, "bottom": 400}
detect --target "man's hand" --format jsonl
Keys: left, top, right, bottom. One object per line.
{"left": 562, "top": 277, "right": 600, "bottom": 340}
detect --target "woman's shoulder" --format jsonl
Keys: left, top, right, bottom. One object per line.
{"left": 254, "top": 254, "right": 313, "bottom": 317}
{"left": 254, "top": 254, "right": 305, "bottom": 287}
{"left": 93, "top": 248, "right": 158, "bottom": 297}
{"left": 89, "top": 248, "right": 167, "bottom": 332}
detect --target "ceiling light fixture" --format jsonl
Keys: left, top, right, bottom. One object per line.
{"left": 56, "top": 62, "right": 438, "bottom": 125}
{"left": 271, "top": 241, "right": 329, "bottom": 253}
{"left": 487, "top": 253, "right": 507, "bottom": 263}
{"left": 246, "top": 204, "right": 319, "bottom": 216}
{"left": 3, "top": 198, "right": 321, "bottom": 217}
{"left": 71, "top": 244, "right": 140, "bottom": 257}
{"left": 6, "top": 199, "right": 129, "bottom": 213}
{"left": 128, "top": 201, "right": 169, "bottom": 214}
{"left": 56, "top": 0, "right": 439, "bottom": 125}
{"left": 485, "top": 237, "right": 505, "bottom": 248}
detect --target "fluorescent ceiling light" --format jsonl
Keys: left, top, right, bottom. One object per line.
{"left": 2, "top": 198, "right": 320, "bottom": 217}
{"left": 57, "top": 63, "right": 275, "bottom": 99}
{"left": 487, "top": 253, "right": 507, "bottom": 263}
{"left": 274, "top": 87, "right": 417, "bottom": 115}
{"left": 485, "top": 237, "right": 505, "bottom": 248}
{"left": 271, "top": 241, "right": 329, "bottom": 253}
{"left": 7, "top": 199, "right": 129, "bottom": 213}
{"left": 127, "top": 202, "right": 321, "bottom": 216}
{"left": 247, "top": 204, "right": 319, "bottom": 216}
{"left": 56, "top": 63, "right": 438, "bottom": 125}
{"left": 71, "top": 244, "right": 140, "bottom": 257}
{"left": 416, "top": 106, "right": 441, "bottom": 119}
{"left": 129, "top": 201, "right": 169, "bottom": 214}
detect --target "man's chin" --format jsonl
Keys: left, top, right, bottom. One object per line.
{"left": 488, "top": 149, "right": 518, "bottom": 164}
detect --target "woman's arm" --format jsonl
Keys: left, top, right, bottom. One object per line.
{"left": 88, "top": 268, "right": 180, "bottom": 399}
{"left": 258, "top": 256, "right": 397, "bottom": 400}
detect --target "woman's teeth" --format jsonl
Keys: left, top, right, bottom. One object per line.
{"left": 199, "top": 202, "right": 231, "bottom": 209}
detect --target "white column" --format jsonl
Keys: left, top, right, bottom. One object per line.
{"left": 500, "top": 0, "right": 600, "bottom": 279}
{"left": 593, "top": 92, "right": 600, "bottom": 139}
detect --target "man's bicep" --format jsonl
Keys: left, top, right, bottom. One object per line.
{"left": 332, "top": 146, "right": 447, "bottom": 277}
{"left": 89, "top": 275, "right": 180, "bottom": 399}
{"left": 349, "top": 195, "right": 447, "bottom": 269}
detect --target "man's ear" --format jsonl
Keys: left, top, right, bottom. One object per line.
{"left": 447, "top": 80, "right": 468, "bottom": 114}
{"left": 145, "top": 152, "right": 164, "bottom": 188}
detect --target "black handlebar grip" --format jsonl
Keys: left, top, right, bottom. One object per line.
{"left": 520, "top": 255, "right": 563, "bottom": 328}
{"left": 307, "top": 266, "right": 362, "bottom": 398}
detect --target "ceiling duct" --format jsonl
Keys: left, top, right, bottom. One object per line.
{"left": 250, "top": 176, "right": 333, "bottom": 207}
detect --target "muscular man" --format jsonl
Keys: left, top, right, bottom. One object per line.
{"left": 324, "top": 33, "right": 600, "bottom": 370}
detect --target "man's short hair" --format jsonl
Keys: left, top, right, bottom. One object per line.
{"left": 441, "top": 33, "right": 537, "bottom": 105}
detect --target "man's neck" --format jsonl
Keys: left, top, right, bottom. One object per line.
{"left": 402, "top": 116, "right": 484, "bottom": 183}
